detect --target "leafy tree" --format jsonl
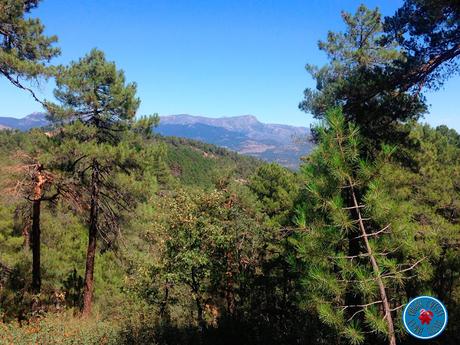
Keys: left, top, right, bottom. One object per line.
{"left": 0, "top": 0, "right": 59, "bottom": 102}
{"left": 46, "top": 49, "right": 157, "bottom": 316}
{"left": 293, "top": 108, "right": 434, "bottom": 345}
{"left": 142, "top": 184, "right": 267, "bottom": 330}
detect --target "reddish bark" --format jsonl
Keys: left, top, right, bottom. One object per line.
{"left": 81, "top": 161, "right": 100, "bottom": 317}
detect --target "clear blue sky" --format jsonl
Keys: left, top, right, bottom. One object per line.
{"left": 1, "top": 0, "right": 458, "bottom": 130}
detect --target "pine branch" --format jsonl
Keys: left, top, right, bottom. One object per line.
{"left": 342, "top": 204, "right": 365, "bottom": 210}
{"left": 390, "top": 304, "right": 404, "bottom": 312}
{"left": 340, "top": 300, "right": 383, "bottom": 310}
{"left": 329, "top": 253, "right": 370, "bottom": 259}
{"left": 1, "top": 69, "right": 47, "bottom": 107}
{"left": 381, "top": 257, "right": 427, "bottom": 278}
{"left": 353, "top": 224, "right": 391, "bottom": 240}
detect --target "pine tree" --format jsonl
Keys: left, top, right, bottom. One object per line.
{"left": 301, "top": 2, "right": 460, "bottom": 151}
{"left": 248, "top": 162, "right": 300, "bottom": 226}
{"left": 299, "top": 4, "right": 425, "bottom": 149}
{"left": 19, "top": 157, "right": 53, "bottom": 293}
{"left": 46, "top": 49, "right": 156, "bottom": 316}
{"left": 292, "top": 108, "right": 434, "bottom": 345}
{"left": 383, "top": 0, "right": 460, "bottom": 91}
{"left": 0, "top": 0, "right": 59, "bottom": 102}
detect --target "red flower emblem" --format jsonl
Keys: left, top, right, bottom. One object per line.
{"left": 418, "top": 309, "right": 434, "bottom": 325}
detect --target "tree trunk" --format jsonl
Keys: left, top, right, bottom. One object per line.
{"left": 31, "top": 169, "right": 46, "bottom": 293}
{"left": 349, "top": 182, "right": 396, "bottom": 345}
{"left": 22, "top": 224, "right": 30, "bottom": 251}
{"left": 225, "top": 250, "right": 235, "bottom": 315}
{"left": 195, "top": 296, "right": 205, "bottom": 331}
{"left": 82, "top": 161, "right": 100, "bottom": 317}
{"left": 160, "top": 281, "right": 171, "bottom": 322}
{"left": 191, "top": 268, "right": 206, "bottom": 331}
{"left": 345, "top": 189, "right": 363, "bottom": 317}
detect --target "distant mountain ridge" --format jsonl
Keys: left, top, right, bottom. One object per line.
{"left": 0, "top": 113, "right": 313, "bottom": 168}
{"left": 157, "top": 114, "right": 313, "bottom": 169}
{"left": 0, "top": 112, "right": 49, "bottom": 131}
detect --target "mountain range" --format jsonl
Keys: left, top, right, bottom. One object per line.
{"left": 0, "top": 113, "right": 313, "bottom": 169}
{"left": 0, "top": 112, "right": 51, "bottom": 131}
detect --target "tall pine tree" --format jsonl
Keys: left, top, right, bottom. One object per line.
{"left": 292, "top": 108, "right": 435, "bottom": 345}
{"left": 46, "top": 49, "right": 156, "bottom": 316}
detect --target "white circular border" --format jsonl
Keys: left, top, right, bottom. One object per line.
{"left": 403, "top": 295, "right": 448, "bottom": 340}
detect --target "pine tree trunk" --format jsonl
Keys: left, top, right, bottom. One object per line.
{"left": 31, "top": 198, "right": 41, "bottom": 293}
{"left": 31, "top": 170, "right": 46, "bottom": 293}
{"left": 159, "top": 281, "right": 170, "bottom": 321}
{"left": 345, "top": 189, "right": 363, "bottom": 316}
{"left": 82, "top": 161, "right": 100, "bottom": 317}
{"left": 349, "top": 182, "right": 396, "bottom": 345}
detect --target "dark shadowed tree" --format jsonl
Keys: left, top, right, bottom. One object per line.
{"left": 384, "top": 0, "right": 460, "bottom": 92}
{"left": 301, "top": 2, "right": 460, "bottom": 152}
{"left": 300, "top": 5, "right": 427, "bottom": 150}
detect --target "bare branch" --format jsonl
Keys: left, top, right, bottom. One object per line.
{"left": 353, "top": 224, "right": 391, "bottom": 240}
{"left": 342, "top": 204, "right": 365, "bottom": 210}
{"left": 0, "top": 69, "right": 48, "bottom": 107}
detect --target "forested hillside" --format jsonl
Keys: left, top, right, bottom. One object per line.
{"left": 154, "top": 135, "right": 262, "bottom": 188}
{"left": 0, "top": 1, "right": 459, "bottom": 345}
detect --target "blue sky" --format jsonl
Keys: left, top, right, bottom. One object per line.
{"left": 1, "top": 0, "right": 458, "bottom": 130}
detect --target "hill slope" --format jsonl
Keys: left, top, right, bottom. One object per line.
{"left": 159, "top": 135, "right": 263, "bottom": 188}
{"left": 0, "top": 127, "right": 262, "bottom": 190}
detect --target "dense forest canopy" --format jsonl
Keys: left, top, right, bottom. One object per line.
{"left": 0, "top": 1, "right": 459, "bottom": 344}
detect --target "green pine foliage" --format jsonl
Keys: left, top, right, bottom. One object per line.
{"left": 248, "top": 162, "right": 300, "bottom": 226}
{"left": 378, "top": 123, "right": 460, "bottom": 340}
{"left": 0, "top": 0, "right": 60, "bottom": 100}
{"left": 45, "top": 48, "right": 158, "bottom": 315}
{"left": 292, "top": 108, "right": 436, "bottom": 344}
{"left": 299, "top": 4, "right": 426, "bottom": 151}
